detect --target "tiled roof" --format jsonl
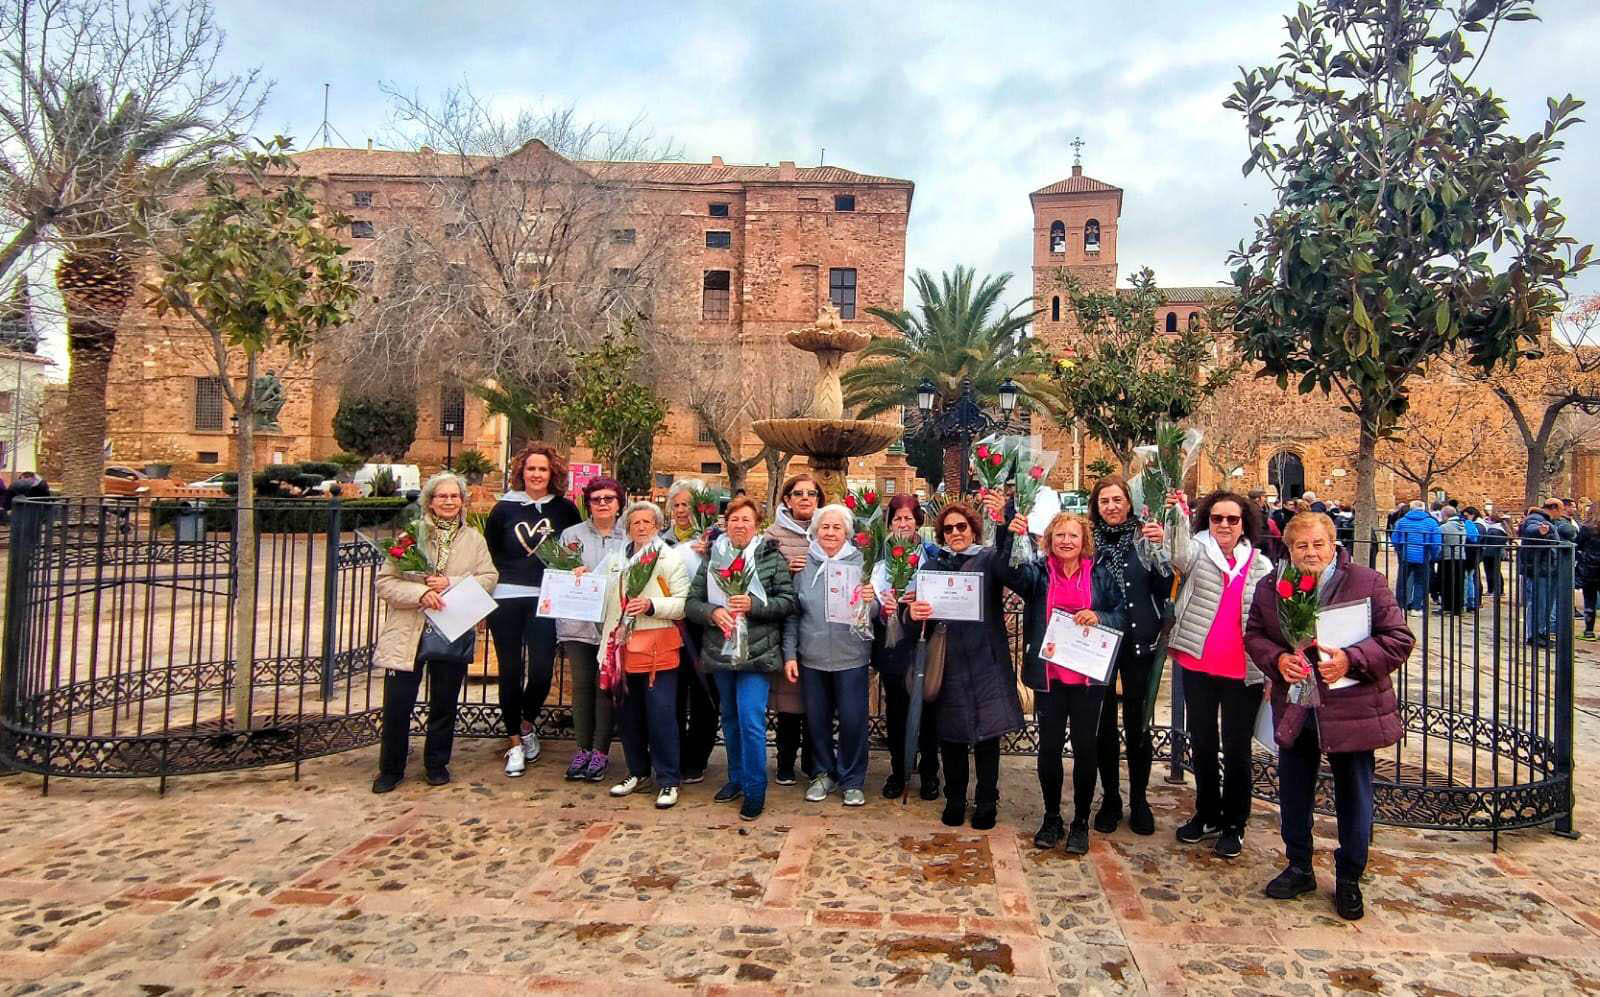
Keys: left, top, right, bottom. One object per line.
{"left": 573, "top": 161, "right": 913, "bottom": 186}
{"left": 289, "top": 147, "right": 493, "bottom": 177}
{"left": 1031, "top": 173, "right": 1122, "bottom": 196}
{"left": 1158, "top": 285, "right": 1237, "bottom": 302}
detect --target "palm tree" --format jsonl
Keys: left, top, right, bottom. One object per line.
{"left": 843, "top": 266, "right": 1059, "bottom": 490}
{"left": 11, "top": 66, "right": 239, "bottom": 494}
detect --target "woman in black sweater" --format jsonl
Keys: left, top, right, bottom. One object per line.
{"left": 486, "top": 443, "right": 582, "bottom": 776}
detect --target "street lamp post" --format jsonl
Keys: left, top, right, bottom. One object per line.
{"left": 443, "top": 420, "right": 458, "bottom": 471}
{"left": 913, "top": 376, "right": 1020, "bottom": 496}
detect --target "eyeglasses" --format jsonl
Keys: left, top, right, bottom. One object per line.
{"left": 1209, "top": 514, "right": 1242, "bottom": 526}
{"left": 588, "top": 495, "right": 618, "bottom": 504}
{"left": 789, "top": 489, "right": 820, "bottom": 499}
{"left": 942, "top": 521, "right": 972, "bottom": 535}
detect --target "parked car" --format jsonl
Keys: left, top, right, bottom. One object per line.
{"left": 103, "top": 465, "right": 149, "bottom": 496}
{"left": 352, "top": 463, "right": 421, "bottom": 497}
{"left": 188, "top": 472, "right": 233, "bottom": 488}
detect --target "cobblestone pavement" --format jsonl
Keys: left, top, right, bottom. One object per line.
{"left": 0, "top": 706, "right": 1596, "bottom": 997}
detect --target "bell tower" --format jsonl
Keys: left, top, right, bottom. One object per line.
{"left": 1029, "top": 139, "right": 1123, "bottom": 353}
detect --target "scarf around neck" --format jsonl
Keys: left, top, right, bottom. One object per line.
{"left": 773, "top": 507, "right": 811, "bottom": 537}
{"left": 806, "top": 536, "right": 859, "bottom": 588}
{"left": 707, "top": 533, "right": 768, "bottom": 608}
{"left": 1197, "top": 531, "right": 1253, "bottom": 584}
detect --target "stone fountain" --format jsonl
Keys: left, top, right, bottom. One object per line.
{"left": 753, "top": 305, "right": 902, "bottom": 502}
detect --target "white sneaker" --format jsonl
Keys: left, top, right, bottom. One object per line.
{"left": 521, "top": 729, "right": 541, "bottom": 763}
{"left": 805, "top": 775, "right": 836, "bottom": 802}
{"left": 842, "top": 788, "right": 866, "bottom": 807}
{"left": 609, "top": 775, "right": 643, "bottom": 797}
{"left": 504, "top": 745, "right": 526, "bottom": 777}
{"left": 655, "top": 786, "right": 678, "bottom": 809}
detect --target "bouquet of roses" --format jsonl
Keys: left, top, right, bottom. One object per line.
{"left": 884, "top": 535, "right": 922, "bottom": 593}
{"left": 710, "top": 545, "right": 758, "bottom": 664}
{"left": 1274, "top": 562, "right": 1323, "bottom": 741}
{"left": 1129, "top": 421, "right": 1203, "bottom": 569}
{"left": 533, "top": 536, "right": 584, "bottom": 572}
{"left": 971, "top": 436, "right": 1013, "bottom": 518}
{"left": 849, "top": 519, "right": 887, "bottom": 639}
{"left": 1008, "top": 442, "right": 1060, "bottom": 567}
{"left": 845, "top": 485, "right": 884, "bottom": 526}
{"left": 374, "top": 519, "right": 434, "bottom": 576}
{"left": 690, "top": 486, "right": 721, "bottom": 535}
{"left": 600, "top": 543, "right": 666, "bottom": 698}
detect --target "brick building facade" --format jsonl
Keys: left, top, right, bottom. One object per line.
{"left": 91, "top": 145, "right": 917, "bottom": 500}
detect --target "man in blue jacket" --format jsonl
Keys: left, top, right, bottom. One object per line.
{"left": 1389, "top": 500, "right": 1441, "bottom": 612}
{"left": 1519, "top": 501, "right": 1566, "bottom": 646}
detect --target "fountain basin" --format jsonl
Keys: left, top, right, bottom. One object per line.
{"left": 752, "top": 418, "right": 901, "bottom": 458}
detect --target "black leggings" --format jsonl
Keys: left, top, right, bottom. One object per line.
{"left": 488, "top": 599, "right": 558, "bottom": 737}
{"left": 882, "top": 673, "right": 941, "bottom": 785}
{"left": 1097, "top": 648, "right": 1156, "bottom": 807}
{"left": 942, "top": 736, "right": 1001, "bottom": 810}
{"left": 775, "top": 712, "right": 814, "bottom": 776}
{"left": 1035, "top": 683, "right": 1108, "bottom": 823}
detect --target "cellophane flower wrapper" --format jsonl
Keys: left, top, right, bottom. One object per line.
{"left": 1274, "top": 565, "right": 1323, "bottom": 743}
{"left": 533, "top": 536, "right": 584, "bottom": 572}
{"left": 1009, "top": 444, "right": 1059, "bottom": 567}
{"left": 971, "top": 434, "right": 1013, "bottom": 540}
{"left": 370, "top": 518, "right": 435, "bottom": 577}
{"left": 1129, "top": 422, "right": 1202, "bottom": 570}
{"left": 880, "top": 533, "right": 923, "bottom": 649}
{"left": 709, "top": 546, "right": 757, "bottom": 665}
{"left": 844, "top": 485, "right": 885, "bottom": 528}
{"left": 850, "top": 521, "right": 886, "bottom": 641}
{"left": 690, "top": 487, "right": 721, "bottom": 535}
{"left": 602, "top": 543, "right": 664, "bottom": 698}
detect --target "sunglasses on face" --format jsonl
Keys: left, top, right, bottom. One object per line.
{"left": 589, "top": 495, "right": 618, "bottom": 504}
{"left": 1210, "top": 514, "right": 1242, "bottom": 526}
{"left": 789, "top": 489, "right": 820, "bottom": 499}
{"left": 942, "top": 521, "right": 972, "bottom": 535}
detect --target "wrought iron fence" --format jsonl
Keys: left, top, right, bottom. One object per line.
{"left": 0, "top": 499, "right": 1577, "bottom": 842}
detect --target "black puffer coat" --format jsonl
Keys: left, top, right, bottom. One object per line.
{"left": 1577, "top": 525, "right": 1600, "bottom": 589}
{"left": 995, "top": 530, "right": 1127, "bottom": 692}
{"left": 926, "top": 542, "right": 1024, "bottom": 745}
{"left": 685, "top": 538, "right": 796, "bottom": 674}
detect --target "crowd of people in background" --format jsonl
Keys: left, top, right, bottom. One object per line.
{"left": 367, "top": 442, "right": 1600, "bottom": 923}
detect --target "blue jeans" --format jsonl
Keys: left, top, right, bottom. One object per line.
{"left": 801, "top": 665, "right": 871, "bottom": 791}
{"left": 1277, "top": 718, "right": 1375, "bottom": 883}
{"left": 1397, "top": 561, "right": 1429, "bottom": 611}
{"left": 619, "top": 668, "right": 680, "bottom": 787}
{"left": 1522, "top": 574, "right": 1557, "bottom": 641}
{"left": 715, "top": 670, "right": 771, "bottom": 806}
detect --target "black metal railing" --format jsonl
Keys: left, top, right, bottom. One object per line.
{"left": 0, "top": 499, "right": 1577, "bottom": 842}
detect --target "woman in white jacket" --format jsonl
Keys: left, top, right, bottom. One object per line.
{"left": 1167, "top": 489, "right": 1275, "bottom": 858}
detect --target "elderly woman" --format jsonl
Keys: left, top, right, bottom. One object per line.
{"left": 872, "top": 494, "right": 943, "bottom": 800}
{"left": 765, "top": 474, "right": 819, "bottom": 786}
{"left": 587, "top": 501, "right": 691, "bottom": 809}
{"left": 782, "top": 503, "right": 874, "bottom": 807}
{"left": 486, "top": 442, "right": 583, "bottom": 777}
{"left": 372, "top": 472, "right": 498, "bottom": 793}
{"left": 1000, "top": 510, "right": 1124, "bottom": 854}
{"left": 1168, "top": 490, "right": 1276, "bottom": 858}
{"left": 1245, "top": 512, "right": 1414, "bottom": 921}
{"left": 687, "top": 495, "right": 797, "bottom": 821}
{"left": 662, "top": 479, "right": 719, "bottom": 783}
{"left": 1086, "top": 475, "right": 1173, "bottom": 835}
{"left": 556, "top": 477, "right": 628, "bottom": 784}
{"left": 910, "top": 493, "right": 1024, "bottom": 830}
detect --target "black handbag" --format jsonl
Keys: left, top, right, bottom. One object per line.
{"left": 417, "top": 620, "right": 475, "bottom": 667}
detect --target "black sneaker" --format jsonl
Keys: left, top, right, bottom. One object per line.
{"left": 1064, "top": 821, "right": 1090, "bottom": 855}
{"left": 775, "top": 767, "right": 797, "bottom": 786}
{"left": 882, "top": 774, "right": 904, "bottom": 799}
{"left": 425, "top": 768, "right": 450, "bottom": 787}
{"left": 738, "top": 798, "right": 763, "bottom": 822}
{"left": 1093, "top": 799, "right": 1123, "bottom": 834}
{"left": 1264, "top": 864, "right": 1317, "bottom": 900}
{"left": 971, "top": 806, "right": 997, "bottom": 831}
{"left": 714, "top": 781, "right": 743, "bottom": 803}
{"left": 371, "top": 773, "right": 401, "bottom": 794}
{"left": 941, "top": 801, "right": 966, "bottom": 827}
{"left": 1033, "top": 814, "right": 1065, "bottom": 849}
{"left": 1214, "top": 827, "right": 1243, "bottom": 859}
{"left": 1128, "top": 799, "right": 1155, "bottom": 836}
{"left": 1335, "top": 879, "right": 1364, "bottom": 920}
{"left": 919, "top": 778, "right": 941, "bottom": 802}
{"left": 1175, "top": 815, "right": 1222, "bottom": 844}
{"left": 683, "top": 770, "right": 705, "bottom": 784}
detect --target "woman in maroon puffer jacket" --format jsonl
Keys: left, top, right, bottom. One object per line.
{"left": 1244, "top": 511, "right": 1414, "bottom": 923}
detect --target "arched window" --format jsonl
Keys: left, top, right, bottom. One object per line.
{"left": 1188, "top": 312, "right": 1200, "bottom": 332}
{"left": 1049, "top": 221, "right": 1066, "bottom": 254}
{"left": 1084, "top": 219, "right": 1101, "bottom": 252}
{"left": 1051, "top": 296, "right": 1061, "bottom": 322}
{"left": 1165, "top": 312, "right": 1178, "bottom": 333}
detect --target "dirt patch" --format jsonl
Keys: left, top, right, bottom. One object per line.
{"left": 880, "top": 934, "right": 1014, "bottom": 975}
{"left": 1471, "top": 952, "right": 1542, "bottom": 973}
{"left": 1378, "top": 890, "right": 1502, "bottom": 921}
{"left": 721, "top": 872, "right": 763, "bottom": 900}
{"left": 1326, "top": 967, "right": 1383, "bottom": 993}
{"left": 627, "top": 872, "right": 680, "bottom": 891}
{"left": 1101, "top": 960, "right": 1127, "bottom": 982}
{"left": 573, "top": 922, "right": 628, "bottom": 942}
{"left": 895, "top": 834, "right": 995, "bottom": 887}
{"left": 735, "top": 963, "right": 776, "bottom": 982}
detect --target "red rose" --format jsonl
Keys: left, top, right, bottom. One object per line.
{"left": 976, "top": 444, "right": 990, "bottom": 459}
{"left": 854, "top": 532, "right": 870, "bottom": 547}
{"left": 698, "top": 503, "right": 715, "bottom": 515}
{"left": 990, "top": 453, "right": 1004, "bottom": 467}
{"left": 642, "top": 551, "right": 658, "bottom": 565}
{"left": 388, "top": 546, "right": 405, "bottom": 557}
{"left": 908, "top": 552, "right": 920, "bottom": 566}
{"left": 865, "top": 490, "right": 877, "bottom": 504}
{"left": 720, "top": 567, "right": 733, "bottom": 579}
{"left": 1276, "top": 579, "right": 1294, "bottom": 599}
{"left": 891, "top": 545, "right": 906, "bottom": 558}
{"left": 1029, "top": 465, "right": 1045, "bottom": 480}
{"left": 729, "top": 557, "right": 745, "bottom": 573}
{"left": 1298, "top": 573, "right": 1315, "bottom": 593}
{"left": 400, "top": 535, "right": 415, "bottom": 548}
{"left": 845, "top": 494, "right": 857, "bottom": 509}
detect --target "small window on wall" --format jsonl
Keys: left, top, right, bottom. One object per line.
{"left": 703, "top": 271, "right": 731, "bottom": 320}
{"left": 697, "top": 419, "right": 715, "bottom": 444}
{"left": 352, "top": 191, "right": 374, "bottom": 208}
{"left": 829, "top": 267, "right": 857, "bottom": 319}
{"left": 349, "top": 260, "right": 374, "bottom": 284}
{"left": 610, "top": 228, "right": 636, "bottom": 245}
{"left": 194, "top": 376, "right": 225, "bottom": 431}
{"left": 439, "top": 385, "right": 465, "bottom": 437}
{"left": 1165, "top": 312, "right": 1178, "bottom": 333}
{"left": 1051, "top": 296, "right": 1061, "bottom": 322}
{"left": 709, "top": 203, "right": 730, "bottom": 217}
{"left": 350, "top": 220, "right": 375, "bottom": 239}
{"left": 0, "top": 391, "right": 12, "bottom": 415}
{"left": 700, "top": 461, "right": 722, "bottom": 475}
{"left": 1188, "top": 312, "right": 1201, "bottom": 332}
{"left": 884, "top": 479, "right": 897, "bottom": 495}
{"left": 196, "top": 451, "right": 219, "bottom": 464}
{"left": 705, "top": 230, "right": 732, "bottom": 249}
{"left": 834, "top": 194, "right": 856, "bottom": 212}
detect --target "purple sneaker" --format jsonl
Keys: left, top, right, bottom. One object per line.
{"left": 583, "top": 752, "right": 610, "bottom": 783}
{"left": 564, "top": 749, "right": 591, "bottom": 781}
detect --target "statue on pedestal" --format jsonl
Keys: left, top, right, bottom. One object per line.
{"left": 254, "top": 370, "right": 285, "bottom": 432}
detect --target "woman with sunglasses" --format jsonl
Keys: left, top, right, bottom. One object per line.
{"left": 871, "top": 494, "right": 943, "bottom": 800}
{"left": 911, "top": 494, "right": 1024, "bottom": 830}
{"left": 555, "top": 477, "right": 628, "bottom": 784}
{"left": 764, "top": 474, "right": 820, "bottom": 786}
{"left": 1167, "top": 489, "right": 1275, "bottom": 858}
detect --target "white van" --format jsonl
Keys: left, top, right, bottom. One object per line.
{"left": 350, "top": 463, "right": 423, "bottom": 497}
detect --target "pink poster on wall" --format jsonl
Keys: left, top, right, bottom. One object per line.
{"left": 569, "top": 462, "right": 603, "bottom": 495}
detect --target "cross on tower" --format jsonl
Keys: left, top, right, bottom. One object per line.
{"left": 1070, "top": 136, "right": 1085, "bottom": 167}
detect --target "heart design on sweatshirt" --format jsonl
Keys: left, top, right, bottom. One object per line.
{"left": 514, "top": 518, "right": 552, "bottom": 555}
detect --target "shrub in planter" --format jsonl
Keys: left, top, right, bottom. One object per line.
{"left": 152, "top": 497, "right": 411, "bottom": 534}
{"left": 453, "top": 449, "right": 492, "bottom": 484}
{"left": 369, "top": 467, "right": 400, "bottom": 497}
{"left": 326, "top": 452, "right": 364, "bottom": 480}
{"left": 300, "top": 462, "right": 340, "bottom": 480}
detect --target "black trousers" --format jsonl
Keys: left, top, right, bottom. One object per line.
{"left": 941, "top": 736, "right": 1001, "bottom": 810}
{"left": 1439, "top": 560, "right": 1466, "bottom": 615}
{"left": 882, "top": 674, "right": 941, "bottom": 785}
{"left": 775, "top": 712, "right": 814, "bottom": 776}
{"left": 378, "top": 659, "right": 467, "bottom": 778}
{"left": 1180, "top": 669, "right": 1263, "bottom": 832}
{"left": 1035, "top": 683, "right": 1107, "bottom": 823}
{"left": 676, "top": 650, "right": 721, "bottom": 777}
{"left": 488, "top": 599, "right": 558, "bottom": 737}
{"left": 1482, "top": 556, "right": 1504, "bottom": 597}
{"left": 1097, "top": 648, "right": 1156, "bottom": 806}
{"left": 1279, "top": 719, "right": 1375, "bottom": 882}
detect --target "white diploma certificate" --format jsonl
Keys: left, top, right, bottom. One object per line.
{"left": 915, "top": 570, "right": 984, "bottom": 622}
{"left": 535, "top": 569, "right": 606, "bottom": 624}
{"left": 1317, "top": 599, "right": 1371, "bottom": 690}
{"left": 1040, "top": 611, "right": 1121, "bottom": 684}
{"left": 424, "top": 576, "right": 499, "bottom": 641}
{"left": 824, "top": 563, "right": 862, "bottom": 625}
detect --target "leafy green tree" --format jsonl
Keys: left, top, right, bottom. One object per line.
{"left": 842, "top": 266, "right": 1058, "bottom": 490}
{"left": 333, "top": 393, "right": 420, "bottom": 460}
{"left": 1053, "top": 268, "right": 1235, "bottom": 474}
{"left": 1225, "top": 0, "right": 1592, "bottom": 536}
{"left": 553, "top": 320, "right": 667, "bottom": 495}
{"left": 148, "top": 136, "right": 358, "bottom": 729}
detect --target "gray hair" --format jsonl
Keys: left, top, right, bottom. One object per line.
{"left": 420, "top": 471, "right": 469, "bottom": 523}
{"left": 622, "top": 499, "right": 664, "bottom": 531}
{"left": 808, "top": 503, "right": 854, "bottom": 538}
{"left": 665, "top": 478, "right": 705, "bottom": 506}
{"left": 1442, "top": 505, "right": 1458, "bottom": 518}
{"left": 1410, "top": 499, "right": 1426, "bottom": 510}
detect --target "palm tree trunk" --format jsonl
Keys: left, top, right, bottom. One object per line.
{"left": 942, "top": 441, "right": 964, "bottom": 495}
{"left": 56, "top": 251, "right": 134, "bottom": 495}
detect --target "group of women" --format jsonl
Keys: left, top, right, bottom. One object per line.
{"left": 371, "top": 444, "right": 1414, "bottom": 921}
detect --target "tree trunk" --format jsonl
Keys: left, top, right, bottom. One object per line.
{"left": 763, "top": 450, "right": 789, "bottom": 517}
{"left": 232, "top": 353, "right": 259, "bottom": 730}
{"left": 55, "top": 251, "right": 134, "bottom": 495}
{"left": 1354, "top": 400, "right": 1380, "bottom": 546}
{"left": 942, "top": 441, "right": 964, "bottom": 494}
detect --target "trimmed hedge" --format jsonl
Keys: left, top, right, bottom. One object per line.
{"left": 152, "top": 497, "right": 411, "bottom": 535}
